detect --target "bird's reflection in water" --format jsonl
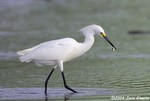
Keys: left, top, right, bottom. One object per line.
{"left": 64, "top": 93, "right": 75, "bottom": 101}
{"left": 45, "top": 93, "right": 75, "bottom": 101}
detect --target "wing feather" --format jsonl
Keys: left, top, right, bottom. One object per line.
{"left": 17, "top": 38, "right": 77, "bottom": 63}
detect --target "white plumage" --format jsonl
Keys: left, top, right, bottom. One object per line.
{"left": 17, "top": 24, "right": 116, "bottom": 95}
{"left": 17, "top": 38, "right": 78, "bottom": 65}
{"left": 17, "top": 24, "right": 107, "bottom": 68}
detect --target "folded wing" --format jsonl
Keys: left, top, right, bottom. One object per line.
{"left": 17, "top": 38, "right": 77, "bottom": 63}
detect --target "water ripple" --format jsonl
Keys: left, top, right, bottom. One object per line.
{"left": 0, "top": 51, "right": 17, "bottom": 60}
{"left": 99, "top": 54, "right": 150, "bottom": 59}
{"left": 0, "top": 87, "right": 117, "bottom": 100}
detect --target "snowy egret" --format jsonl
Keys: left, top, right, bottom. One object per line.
{"left": 17, "top": 24, "right": 117, "bottom": 95}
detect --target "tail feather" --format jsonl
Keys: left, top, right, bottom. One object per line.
{"left": 17, "top": 48, "right": 33, "bottom": 56}
{"left": 19, "top": 55, "right": 32, "bottom": 63}
{"left": 17, "top": 43, "right": 42, "bottom": 63}
{"left": 17, "top": 48, "right": 34, "bottom": 62}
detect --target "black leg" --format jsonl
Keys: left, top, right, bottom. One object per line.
{"left": 45, "top": 68, "right": 55, "bottom": 95}
{"left": 61, "top": 72, "right": 77, "bottom": 93}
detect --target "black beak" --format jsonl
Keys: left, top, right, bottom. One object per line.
{"left": 103, "top": 36, "right": 117, "bottom": 50}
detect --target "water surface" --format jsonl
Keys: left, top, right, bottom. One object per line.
{"left": 0, "top": 87, "right": 117, "bottom": 100}
{"left": 0, "top": 0, "right": 150, "bottom": 101}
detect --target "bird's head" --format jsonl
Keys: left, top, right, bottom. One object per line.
{"left": 79, "top": 24, "right": 117, "bottom": 51}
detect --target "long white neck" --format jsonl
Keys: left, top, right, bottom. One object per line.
{"left": 64, "top": 33, "right": 95, "bottom": 62}
{"left": 80, "top": 34, "right": 95, "bottom": 54}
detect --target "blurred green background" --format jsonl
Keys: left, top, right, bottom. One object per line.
{"left": 0, "top": 0, "right": 150, "bottom": 101}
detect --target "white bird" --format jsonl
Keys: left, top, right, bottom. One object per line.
{"left": 17, "top": 24, "right": 117, "bottom": 95}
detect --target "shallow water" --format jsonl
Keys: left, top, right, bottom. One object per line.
{"left": 99, "top": 54, "right": 150, "bottom": 59}
{"left": 0, "top": 87, "right": 116, "bottom": 100}
{"left": 0, "top": 51, "right": 16, "bottom": 60}
{"left": 0, "top": 0, "right": 150, "bottom": 101}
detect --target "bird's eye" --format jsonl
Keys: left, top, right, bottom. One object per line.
{"left": 100, "top": 32, "right": 103, "bottom": 35}
{"left": 100, "top": 32, "right": 106, "bottom": 37}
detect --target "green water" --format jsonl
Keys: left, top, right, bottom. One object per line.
{"left": 0, "top": 0, "right": 150, "bottom": 100}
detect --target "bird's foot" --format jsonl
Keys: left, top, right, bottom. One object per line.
{"left": 65, "top": 85, "right": 78, "bottom": 93}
